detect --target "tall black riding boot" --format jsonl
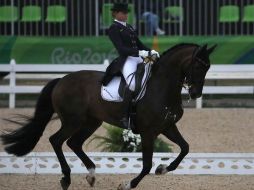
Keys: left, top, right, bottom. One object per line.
{"left": 120, "top": 88, "right": 134, "bottom": 130}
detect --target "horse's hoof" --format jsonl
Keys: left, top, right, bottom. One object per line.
{"left": 60, "top": 177, "right": 70, "bottom": 190}
{"left": 117, "top": 182, "right": 131, "bottom": 190}
{"left": 86, "top": 174, "right": 96, "bottom": 187}
{"left": 155, "top": 164, "right": 168, "bottom": 175}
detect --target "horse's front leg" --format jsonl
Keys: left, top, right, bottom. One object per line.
{"left": 118, "top": 133, "right": 154, "bottom": 190}
{"left": 155, "top": 124, "right": 189, "bottom": 175}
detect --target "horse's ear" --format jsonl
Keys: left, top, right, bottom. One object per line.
{"left": 207, "top": 44, "right": 217, "bottom": 55}
{"left": 198, "top": 44, "right": 208, "bottom": 55}
{"left": 203, "top": 44, "right": 208, "bottom": 50}
{"left": 201, "top": 44, "right": 207, "bottom": 51}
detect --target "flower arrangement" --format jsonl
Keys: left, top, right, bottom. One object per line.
{"left": 122, "top": 129, "right": 142, "bottom": 152}
{"left": 88, "top": 124, "right": 172, "bottom": 152}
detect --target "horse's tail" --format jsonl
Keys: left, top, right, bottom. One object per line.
{"left": 0, "top": 78, "right": 60, "bottom": 156}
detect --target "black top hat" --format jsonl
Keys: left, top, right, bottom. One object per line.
{"left": 111, "top": 3, "right": 130, "bottom": 13}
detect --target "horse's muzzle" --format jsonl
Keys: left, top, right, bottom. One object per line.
{"left": 189, "top": 87, "right": 202, "bottom": 99}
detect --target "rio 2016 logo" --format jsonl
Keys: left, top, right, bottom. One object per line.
{"left": 51, "top": 47, "right": 117, "bottom": 64}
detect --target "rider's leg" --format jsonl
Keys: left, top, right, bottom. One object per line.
{"left": 120, "top": 56, "right": 143, "bottom": 129}
{"left": 120, "top": 88, "right": 134, "bottom": 129}
{"left": 122, "top": 56, "right": 143, "bottom": 91}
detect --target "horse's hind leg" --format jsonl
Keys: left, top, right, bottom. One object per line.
{"left": 66, "top": 118, "right": 102, "bottom": 187}
{"left": 49, "top": 126, "right": 77, "bottom": 190}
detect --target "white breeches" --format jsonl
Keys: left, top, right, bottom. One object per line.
{"left": 121, "top": 56, "right": 143, "bottom": 91}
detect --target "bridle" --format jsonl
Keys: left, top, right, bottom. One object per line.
{"left": 183, "top": 46, "right": 210, "bottom": 92}
{"left": 162, "top": 44, "right": 213, "bottom": 125}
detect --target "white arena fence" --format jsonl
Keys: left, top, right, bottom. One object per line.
{"left": 0, "top": 152, "right": 253, "bottom": 175}
{"left": 0, "top": 59, "right": 254, "bottom": 108}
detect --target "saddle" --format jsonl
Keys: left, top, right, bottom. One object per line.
{"left": 101, "top": 62, "right": 152, "bottom": 102}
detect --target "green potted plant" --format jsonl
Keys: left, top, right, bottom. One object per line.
{"left": 88, "top": 124, "right": 172, "bottom": 152}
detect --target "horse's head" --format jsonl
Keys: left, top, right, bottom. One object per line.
{"left": 184, "top": 44, "right": 216, "bottom": 99}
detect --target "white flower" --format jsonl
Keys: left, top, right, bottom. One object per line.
{"left": 130, "top": 142, "right": 135, "bottom": 147}
{"left": 122, "top": 129, "right": 142, "bottom": 152}
{"left": 136, "top": 138, "right": 141, "bottom": 145}
{"left": 122, "top": 130, "right": 130, "bottom": 142}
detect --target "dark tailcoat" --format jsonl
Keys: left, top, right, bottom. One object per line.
{"left": 102, "top": 21, "right": 150, "bottom": 85}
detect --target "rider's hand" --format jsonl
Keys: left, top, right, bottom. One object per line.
{"left": 151, "top": 50, "right": 160, "bottom": 58}
{"left": 139, "top": 50, "right": 150, "bottom": 58}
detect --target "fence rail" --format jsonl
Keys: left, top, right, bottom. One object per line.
{"left": 0, "top": 59, "right": 254, "bottom": 108}
{"left": 0, "top": 152, "right": 254, "bottom": 175}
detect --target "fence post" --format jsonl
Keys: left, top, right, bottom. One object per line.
{"left": 9, "top": 59, "right": 16, "bottom": 108}
{"left": 11, "top": 0, "right": 15, "bottom": 36}
{"left": 95, "top": 0, "right": 99, "bottom": 36}
{"left": 179, "top": 0, "right": 183, "bottom": 36}
{"left": 196, "top": 97, "right": 202, "bottom": 109}
{"left": 103, "top": 59, "right": 109, "bottom": 66}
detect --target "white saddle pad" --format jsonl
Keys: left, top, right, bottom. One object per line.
{"left": 101, "top": 63, "right": 152, "bottom": 102}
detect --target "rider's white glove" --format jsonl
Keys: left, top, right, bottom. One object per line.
{"left": 151, "top": 50, "right": 160, "bottom": 58}
{"left": 139, "top": 50, "right": 150, "bottom": 58}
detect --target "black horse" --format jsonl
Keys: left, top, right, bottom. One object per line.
{"left": 0, "top": 43, "right": 216, "bottom": 190}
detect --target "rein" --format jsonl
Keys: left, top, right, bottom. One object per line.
{"left": 134, "top": 55, "right": 157, "bottom": 102}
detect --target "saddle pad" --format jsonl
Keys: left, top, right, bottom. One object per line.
{"left": 101, "top": 76, "right": 123, "bottom": 102}
{"left": 101, "top": 63, "right": 152, "bottom": 102}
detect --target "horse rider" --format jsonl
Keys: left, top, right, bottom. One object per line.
{"left": 102, "top": 2, "right": 160, "bottom": 130}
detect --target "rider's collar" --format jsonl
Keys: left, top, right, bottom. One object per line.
{"left": 114, "top": 19, "right": 127, "bottom": 27}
